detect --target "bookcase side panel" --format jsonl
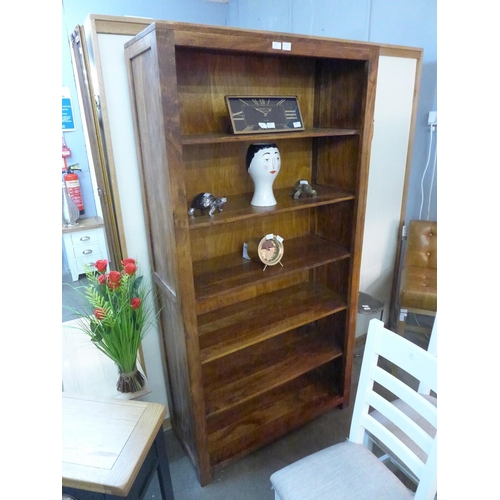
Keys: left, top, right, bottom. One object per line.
{"left": 341, "top": 52, "right": 379, "bottom": 407}
{"left": 126, "top": 27, "right": 211, "bottom": 485}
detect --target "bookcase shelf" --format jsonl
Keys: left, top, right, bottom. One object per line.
{"left": 188, "top": 185, "right": 355, "bottom": 228}
{"left": 181, "top": 127, "right": 359, "bottom": 145}
{"left": 198, "top": 282, "right": 346, "bottom": 363}
{"left": 125, "top": 21, "right": 378, "bottom": 485}
{"left": 207, "top": 366, "right": 344, "bottom": 465}
{"left": 193, "top": 234, "right": 350, "bottom": 301}
{"left": 203, "top": 327, "right": 343, "bottom": 416}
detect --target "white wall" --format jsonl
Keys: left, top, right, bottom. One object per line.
{"left": 96, "top": 33, "right": 170, "bottom": 411}
{"left": 356, "top": 55, "right": 417, "bottom": 336}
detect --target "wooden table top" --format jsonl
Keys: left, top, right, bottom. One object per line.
{"left": 62, "top": 393, "right": 166, "bottom": 496}
{"left": 62, "top": 215, "right": 104, "bottom": 234}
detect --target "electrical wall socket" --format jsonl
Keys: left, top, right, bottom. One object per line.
{"left": 428, "top": 111, "right": 437, "bottom": 126}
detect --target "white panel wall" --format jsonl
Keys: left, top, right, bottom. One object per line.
{"left": 356, "top": 55, "right": 416, "bottom": 337}
{"left": 97, "top": 33, "right": 169, "bottom": 412}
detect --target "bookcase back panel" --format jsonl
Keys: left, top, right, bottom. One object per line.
{"left": 195, "top": 271, "right": 309, "bottom": 316}
{"left": 189, "top": 210, "right": 311, "bottom": 262}
{"left": 313, "top": 259, "right": 351, "bottom": 300}
{"left": 201, "top": 325, "right": 338, "bottom": 387}
{"left": 314, "top": 201, "right": 355, "bottom": 249}
{"left": 175, "top": 48, "right": 316, "bottom": 135}
{"left": 206, "top": 359, "right": 344, "bottom": 465}
{"left": 315, "top": 59, "right": 368, "bottom": 129}
{"left": 183, "top": 139, "right": 312, "bottom": 201}
{"left": 314, "top": 136, "right": 361, "bottom": 192}
{"left": 316, "top": 306, "right": 348, "bottom": 349}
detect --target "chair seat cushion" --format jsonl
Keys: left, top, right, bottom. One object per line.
{"left": 399, "top": 266, "right": 437, "bottom": 311}
{"left": 270, "top": 441, "right": 413, "bottom": 500}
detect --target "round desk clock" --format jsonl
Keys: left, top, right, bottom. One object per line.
{"left": 247, "top": 234, "right": 284, "bottom": 271}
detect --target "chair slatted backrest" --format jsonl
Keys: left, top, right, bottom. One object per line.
{"left": 418, "top": 314, "right": 437, "bottom": 395}
{"left": 349, "top": 319, "right": 437, "bottom": 500}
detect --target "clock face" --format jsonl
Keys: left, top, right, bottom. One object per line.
{"left": 257, "top": 234, "right": 284, "bottom": 266}
{"left": 225, "top": 96, "right": 304, "bottom": 134}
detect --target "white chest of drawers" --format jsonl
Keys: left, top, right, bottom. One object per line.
{"left": 62, "top": 217, "right": 109, "bottom": 281}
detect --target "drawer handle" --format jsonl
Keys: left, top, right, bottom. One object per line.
{"left": 82, "top": 249, "right": 93, "bottom": 255}
{"left": 80, "top": 236, "right": 91, "bottom": 241}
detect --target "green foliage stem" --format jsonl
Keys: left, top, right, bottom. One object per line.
{"left": 69, "top": 261, "right": 158, "bottom": 375}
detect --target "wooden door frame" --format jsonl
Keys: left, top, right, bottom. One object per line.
{"left": 69, "top": 15, "right": 154, "bottom": 372}
{"left": 70, "top": 15, "right": 153, "bottom": 265}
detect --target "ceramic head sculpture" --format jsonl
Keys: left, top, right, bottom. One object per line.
{"left": 246, "top": 142, "right": 281, "bottom": 206}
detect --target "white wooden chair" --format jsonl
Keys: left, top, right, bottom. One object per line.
{"left": 270, "top": 319, "right": 437, "bottom": 500}
{"left": 367, "top": 314, "right": 437, "bottom": 486}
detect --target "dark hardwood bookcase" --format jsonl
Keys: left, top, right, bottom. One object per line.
{"left": 125, "top": 21, "right": 378, "bottom": 485}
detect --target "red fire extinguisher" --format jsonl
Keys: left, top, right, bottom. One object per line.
{"left": 62, "top": 135, "right": 85, "bottom": 214}
{"left": 64, "top": 165, "right": 85, "bottom": 215}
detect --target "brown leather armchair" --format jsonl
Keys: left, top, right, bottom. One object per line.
{"left": 397, "top": 220, "right": 437, "bottom": 337}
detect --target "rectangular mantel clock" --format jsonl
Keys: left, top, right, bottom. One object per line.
{"left": 225, "top": 96, "right": 305, "bottom": 135}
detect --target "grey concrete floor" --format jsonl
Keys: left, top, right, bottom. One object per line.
{"left": 62, "top": 251, "right": 92, "bottom": 322}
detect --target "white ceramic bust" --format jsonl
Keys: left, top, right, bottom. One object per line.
{"left": 246, "top": 143, "right": 281, "bottom": 206}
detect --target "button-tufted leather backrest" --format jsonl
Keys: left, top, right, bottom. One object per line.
{"left": 403, "top": 220, "right": 437, "bottom": 270}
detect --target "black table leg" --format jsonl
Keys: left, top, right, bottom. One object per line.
{"left": 153, "top": 428, "right": 175, "bottom": 500}
{"left": 63, "top": 429, "right": 175, "bottom": 500}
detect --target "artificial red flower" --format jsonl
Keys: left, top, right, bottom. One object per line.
{"left": 94, "top": 260, "right": 108, "bottom": 273}
{"left": 123, "top": 263, "right": 137, "bottom": 276}
{"left": 76, "top": 257, "right": 153, "bottom": 395}
{"left": 108, "top": 270, "right": 121, "bottom": 290}
{"left": 94, "top": 307, "right": 106, "bottom": 320}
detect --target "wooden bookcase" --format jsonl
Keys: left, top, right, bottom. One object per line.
{"left": 125, "top": 21, "right": 378, "bottom": 485}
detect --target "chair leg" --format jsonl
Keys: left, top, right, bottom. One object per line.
{"left": 363, "top": 432, "right": 375, "bottom": 451}
{"left": 392, "top": 309, "right": 408, "bottom": 375}
{"left": 396, "top": 308, "right": 407, "bottom": 338}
